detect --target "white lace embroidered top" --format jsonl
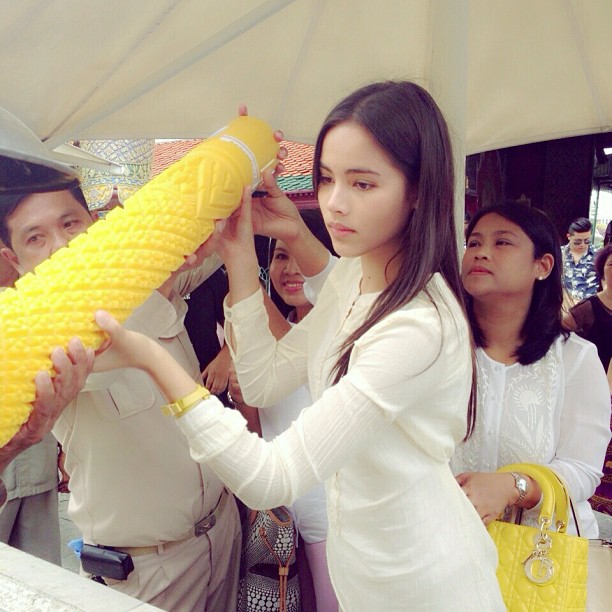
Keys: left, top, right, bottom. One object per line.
{"left": 451, "top": 334, "right": 610, "bottom": 538}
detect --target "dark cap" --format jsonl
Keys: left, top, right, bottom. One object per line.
{"left": 0, "top": 107, "right": 79, "bottom": 194}
{"left": 0, "top": 191, "right": 29, "bottom": 216}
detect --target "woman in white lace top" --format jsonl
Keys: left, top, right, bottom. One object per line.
{"left": 452, "top": 203, "right": 610, "bottom": 537}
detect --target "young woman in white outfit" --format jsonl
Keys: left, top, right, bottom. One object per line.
{"left": 452, "top": 204, "right": 610, "bottom": 537}
{"left": 92, "top": 81, "right": 504, "bottom": 611}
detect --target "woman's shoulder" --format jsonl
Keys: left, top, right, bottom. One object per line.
{"left": 557, "top": 332, "right": 602, "bottom": 375}
{"left": 358, "top": 274, "right": 467, "bottom": 345}
{"left": 570, "top": 294, "right": 596, "bottom": 309}
{"left": 569, "top": 296, "right": 599, "bottom": 331}
{"left": 560, "top": 332, "right": 598, "bottom": 352}
{"left": 310, "top": 257, "right": 361, "bottom": 314}
{"left": 423, "top": 273, "right": 469, "bottom": 328}
{"left": 317, "top": 257, "right": 360, "bottom": 294}
{"left": 329, "top": 256, "right": 360, "bottom": 278}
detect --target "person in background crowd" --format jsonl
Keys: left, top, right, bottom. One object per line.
{"left": 464, "top": 210, "right": 472, "bottom": 240}
{"left": 452, "top": 204, "right": 610, "bottom": 537}
{"left": 0, "top": 183, "right": 240, "bottom": 611}
{"left": 230, "top": 209, "right": 338, "bottom": 611}
{"left": 0, "top": 188, "right": 93, "bottom": 564}
{"left": 564, "top": 244, "right": 612, "bottom": 391}
{"left": 184, "top": 266, "right": 231, "bottom": 405}
{"left": 562, "top": 217, "right": 598, "bottom": 302}
{"left": 604, "top": 220, "right": 612, "bottom": 248}
{"left": 0, "top": 112, "right": 93, "bottom": 526}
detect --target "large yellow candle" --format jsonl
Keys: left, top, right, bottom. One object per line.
{"left": 0, "top": 116, "right": 278, "bottom": 447}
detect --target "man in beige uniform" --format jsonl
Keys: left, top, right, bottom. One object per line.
{"left": 0, "top": 184, "right": 241, "bottom": 610}
{"left": 54, "top": 260, "right": 242, "bottom": 610}
{"left": 0, "top": 110, "right": 93, "bottom": 551}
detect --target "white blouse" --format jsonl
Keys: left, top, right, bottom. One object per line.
{"left": 258, "top": 320, "right": 328, "bottom": 544}
{"left": 177, "top": 257, "right": 504, "bottom": 611}
{"left": 452, "top": 335, "right": 611, "bottom": 538}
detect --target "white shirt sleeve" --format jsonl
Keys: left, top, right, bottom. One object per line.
{"left": 173, "top": 253, "right": 222, "bottom": 297}
{"left": 548, "top": 337, "right": 611, "bottom": 503}
{"left": 224, "top": 289, "right": 311, "bottom": 407}
{"left": 303, "top": 254, "right": 338, "bottom": 305}
{"left": 179, "top": 302, "right": 446, "bottom": 510}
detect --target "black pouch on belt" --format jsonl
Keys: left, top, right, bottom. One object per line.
{"left": 80, "top": 544, "right": 135, "bottom": 580}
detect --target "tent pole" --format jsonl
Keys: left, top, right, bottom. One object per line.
{"left": 428, "top": 0, "right": 469, "bottom": 252}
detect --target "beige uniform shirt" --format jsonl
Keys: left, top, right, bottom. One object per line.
{"left": 53, "top": 257, "right": 227, "bottom": 547}
{"left": 0, "top": 435, "right": 57, "bottom": 502}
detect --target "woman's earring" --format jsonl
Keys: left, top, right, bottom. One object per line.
{"left": 538, "top": 276, "right": 544, "bottom": 281}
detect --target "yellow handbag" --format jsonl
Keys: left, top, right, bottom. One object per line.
{"left": 487, "top": 463, "right": 588, "bottom": 611}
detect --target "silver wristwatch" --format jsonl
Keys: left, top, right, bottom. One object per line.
{"left": 510, "top": 472, "right": 529, "bottom": 505}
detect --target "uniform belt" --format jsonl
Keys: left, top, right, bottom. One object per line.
{"left": 106, "top": 487, "right": 229, "bottom": 558}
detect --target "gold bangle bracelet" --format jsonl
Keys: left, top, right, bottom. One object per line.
{"left": 161, "top": 385, "right": 211, "bottom": 418}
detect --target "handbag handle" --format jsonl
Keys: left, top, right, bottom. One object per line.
{"left": 524, "top": 465, "right": 571, "bottom": 533}
{"left": 496, "top": 463, "right": 569, "bottom": 532}
{"left": 530, "top": 466, "right": 583, "bottom": 536}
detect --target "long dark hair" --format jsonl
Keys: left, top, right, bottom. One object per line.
{"left": 465, "top": 203, "right": 569, "bottom": 365}
{"left": 313, "top": 81, "right": 476, "bottom": 437}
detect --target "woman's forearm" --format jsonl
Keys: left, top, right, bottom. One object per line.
{"left": 225, "top": 253, "right": 260, "bottom": 307}
{"left": 140, "top": 341, "right": 199, "bottom": 403}
{"left": 284, "top": 217, "right": 330, "bottom": 278}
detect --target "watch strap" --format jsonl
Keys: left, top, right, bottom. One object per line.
{"left": 161, "top": 385, "right": 211, "bottom": 418}
{"left": 510, "top": 471, "right": 528, "bottom": 505}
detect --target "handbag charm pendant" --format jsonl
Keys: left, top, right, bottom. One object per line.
{"left": 523, "top": 528, "right": 554, "bottom": 584}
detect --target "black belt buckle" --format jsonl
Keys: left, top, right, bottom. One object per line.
{"left": 194, "top": 513, "right": 216, "bottom": 536}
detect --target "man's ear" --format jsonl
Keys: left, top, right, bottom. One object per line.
{"left": 566, "top": 233, "right": 571, "bottom": 242}
{"left": 0, "top": 247, "right": 23, "bottom": 274}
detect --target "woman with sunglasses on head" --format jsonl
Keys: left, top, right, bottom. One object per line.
{"left": 92, "top": 81, "right": 504, "bottom": 610}
{"left": 452, "top": 204, "right": 610, "bottom": 536}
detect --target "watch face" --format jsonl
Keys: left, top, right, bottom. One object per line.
{"left": 516, "top": 476, "right": 528, "bottom": 493}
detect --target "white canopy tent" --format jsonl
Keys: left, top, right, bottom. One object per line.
{"left": 0, "top": 0, "right": 609, "bottom": 151}
{"left": 0, "top": 0, "right": 610, "bottom": 299}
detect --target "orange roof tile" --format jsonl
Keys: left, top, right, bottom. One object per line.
{"left": 151, "top": 139, "right": 203, "bottom": 177}
{"left": 152, "top": 140, "right": 314, "bottom": 181}
{"left": 280, "top": 141, "right": 314, "bottom": 176}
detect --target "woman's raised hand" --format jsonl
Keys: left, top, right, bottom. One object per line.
{"left": 215, "top": 188, "right": 262, "bottom": 306}
{"left": 92, "top": 310, "right": 157, "bottom": 374}
{"left": 237, "top": 104, "right": 301, "bottom": 243}
{"left": 215, "top": 186, "right": 258, "bottom": 267}
{"left": 250, "top": 168, "right": 302, "bottom": 244}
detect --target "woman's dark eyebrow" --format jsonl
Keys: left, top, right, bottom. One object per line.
{"left": 319, "top": 162, "right": 380, "bottom": 176}
{"left": 493, "top": 229, "right": 519, "bottom": 237}
{"left": 469, "top": 229, "right": 519, "bottom": 239}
